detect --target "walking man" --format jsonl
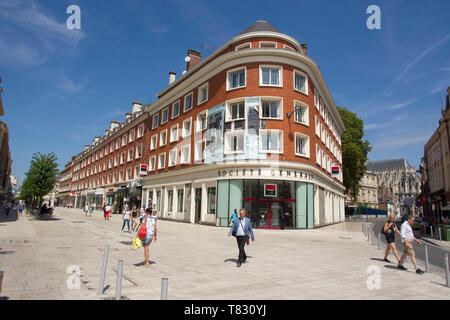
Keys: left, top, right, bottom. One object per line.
{"left": 398, "top": 215, "right": 425, "bottom": 274}
{"left": 228, "top": 209, "right": 255, "bottom": 267}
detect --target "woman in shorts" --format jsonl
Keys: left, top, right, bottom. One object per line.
{"left": 382, "top": 213, "right": 402, "bottom": 263}
{"left": 138, "top": 208, "right": 157, "bottom": 268}
{"left": 131, "top": 205, "right": 138, "bottom": 232}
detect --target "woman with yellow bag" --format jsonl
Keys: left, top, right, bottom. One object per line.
{"left": 136, "top": 208, "right": 157, "bottom": 268}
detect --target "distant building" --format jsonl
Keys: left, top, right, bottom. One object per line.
{"left": 345, "top": 170, "right": 378, "bottom": 208}
{"left": 0, "top": 76, "right": 12, "bottom": 201}
{"left": 421, "top": 87, "right": 450, "bottom": 222}
{"left": 367, "top": 158, "right": 420, "bottom": 216}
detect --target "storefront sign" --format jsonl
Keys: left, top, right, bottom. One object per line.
{"left": 264, "top": 184, "right": 277, "bottom": 197}
{"left": 331, "top": 166, "right": 340, "bottom": 178}
{"left": 217, "top": 168, "right": 314, "bottom": 180}
{"left": 140, "top": 164, "right": 147, "bottom": 175}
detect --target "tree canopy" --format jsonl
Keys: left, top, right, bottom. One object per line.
{"left": 20, "top": 152, "right": 59, "bottom": 207}
{"left": 337, "top": 107, "right": 372, "bottom": 203}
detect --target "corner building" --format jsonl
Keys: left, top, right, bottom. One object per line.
{"left": 141, "top": 21, "right": 346, "bottom": 229}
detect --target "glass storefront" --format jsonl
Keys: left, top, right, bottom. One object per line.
{"left": 217, "top": 179, "right": 314, "bottom": 229}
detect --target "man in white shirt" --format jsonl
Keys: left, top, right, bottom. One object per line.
{"left": 398, "top": 215, "right": 424, "bottom": 274}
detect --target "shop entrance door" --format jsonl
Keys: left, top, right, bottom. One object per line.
{"left": 258, "top": 200, "right": 282, "bottom": 229}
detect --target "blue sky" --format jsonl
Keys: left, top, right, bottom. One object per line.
{"left": 1, "top": 0, "right": 449, "bottom": 184}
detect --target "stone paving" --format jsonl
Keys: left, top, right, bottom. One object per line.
{"left": 0, "top": 207, "right": 449, "bottom": 300}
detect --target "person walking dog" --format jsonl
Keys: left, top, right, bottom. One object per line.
{"left": 228, "top": 209, "right": 255, "bottom": 267}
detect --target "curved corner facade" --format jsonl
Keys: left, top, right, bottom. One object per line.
{"left": 140, "top": 24, "right": 346, "bottom": 229}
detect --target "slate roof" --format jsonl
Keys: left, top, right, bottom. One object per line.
{"left": 367, "top": 158, "right": 414, "bottom": 172}
{"left": 238, "top": 20, "right": 281, "bottom": 36}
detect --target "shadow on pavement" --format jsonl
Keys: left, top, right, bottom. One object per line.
{"left": 0, "top": 250, "right": 15, "bottom": 255}
{"left": 36, "top": 214, "right": 60, "bottom": 221}
{"left": 133, "top": 261, "right": 156, "bottom": 266}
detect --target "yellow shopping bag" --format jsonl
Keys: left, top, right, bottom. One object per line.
{"left": 132, "top": 237, "right": 142, "bottom": 249}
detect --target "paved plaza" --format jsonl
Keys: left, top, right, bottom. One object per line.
{"left": 0, "top": 207, "right": 449, "bottom": 300}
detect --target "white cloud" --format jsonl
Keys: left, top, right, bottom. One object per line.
{"left": 0, "top": 0, "right": 86, "bottom": 67}
{"left": 372, "top": 135, "right": 429, "bottom": 150}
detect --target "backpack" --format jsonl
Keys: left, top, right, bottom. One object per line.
{"left": 381, "top": 222, "right": 387, "bottom": 234}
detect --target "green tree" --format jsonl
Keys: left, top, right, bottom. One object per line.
{"left": 337, "top": 107, "right": 372, "bottom": 203}
{"left": 20, "top": 152, "right": 59, "bottom": 208}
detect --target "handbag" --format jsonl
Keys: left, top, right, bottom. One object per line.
{"left": 138, "top": 223, "right": 147, "bottom": 239}
{"left": 132, "top": 237, "right": 142, "bottom": 249}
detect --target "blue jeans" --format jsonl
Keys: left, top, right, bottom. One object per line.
{"left": 121, "top": 219, "right": 130, "bottom": 231}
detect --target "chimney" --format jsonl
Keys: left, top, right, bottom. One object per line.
{"left": 186, "top": 49, "right": 202, "bottom": 71}
{"left": 125, "top": 112, "right": 132, "bottom": 121}
{"left": 105, "top": 128, "right": 110, "bottom": 136}
{"left": 300, "top": 43, "right": 307, "bottom": 56}
{"left": 110, "top": 120, "right": 120, "bottom": 131}
{"left": 84, "top": 145, "right": 90, "bottom": 151}
{"left": 93, "top": 136, "right": 101, "bottom": 144}
{"left": 169, "top": 71, "right": 176, "bottom": 84}
{"left": 132, "top": 101, "right": 143, "bottom": 115}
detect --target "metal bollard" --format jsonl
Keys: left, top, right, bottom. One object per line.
{"left": 161, "top": 278, "right": 168, "bottom": 300}
{"left": 439, "top": 227, "right": 442, "bottom": 242}
{"left": 430, "top": 225, "right": 433, "bottom": 238}
{"left": 424, "top": 245, "right": 429, "bottom": 273}
{"left": 115, "top": 260, "right": 123, "bottom": 300}
{"left": 372, "top": 230, "right": 375, "bottom": 245}
{"left": 445, "top": 254, "right": 449, "bottom": 288}
{"left": 98, "top": 244, "right": 110, "bottom": 294}
{"left": 378, "top": 233, "right": 381, "bottom": 249}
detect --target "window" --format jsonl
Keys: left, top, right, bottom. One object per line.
{"left": 180, "top": 145, "right": 191, "bottom": 164}
{"left": 260, "top": 66, "right": 282, "bottom": 86}
{"left": 196, "top": 111, "right": 207, "bottom": 132}
{"left": 320, "top": 99, "right": 325, "bottom": 119}
{"left": 207, "top": 187, "right": 216, "bottom": 215}
{"left": 137, "top": 125, "right": 144, "bottom": 138}
{"left": 284, "top": 44, "right": 295, "bottom": 51}
{"left": 321, "top": 124, "right": 326, "bottom": 144}
{"left": 161, "top": 108, "right": 169, "bottom": 124}
{"left": 128, "top": 149, "right": 133, "bottom": 162}
{"left": 168, "top": 148, "right": 177, "bottom": 167}
{"left": 110, "top": 143, "right": 114, "bottom": 153}
{"left": 136, "top": 145, "right": 142, "bottom": 159}
{"left": 119, "top": 170, "right": 124, "bottom": 182}
{"left": 294, "top": 70, "right": 308, "bottom": 94}
{"left": 172, "top": 101, "right": 180, "bottom": 119}
{"left": 326, "top": 131, "right": 330, "bottom": 149}
{"left": 152, "top": 114, "right": 159, "bottom": 129}
{"left": 135, "top": 166, "right": 139, "bottom": 178}
{"left": 260, "top": 98, "right": 282, "bottom": 119}
{"left": 195, "top": 139, "right": 206, "bottom": 161}
{"left": 151, "top": 134, "right": 158, "bottom": 150}
{"left": 235, "top": 43, "right": 251, "bottom": 50}
{"left": 315, "top": 116, "right": 320, "bottom": 137}
{"left": 109, "top": 158, "right": 113, "bottom": 169}
{"left": 225, "top": 131, "right": 245, "bottom": 154}
{"left": 122, "top": 135, "right": 127, "bottom": 146}
{"left": 168, "top": 190, "right": 173, "bottom": 212}
{"left": 227, "top": 100, "right": 245, "bottom": 121}
{"left": 295, "top": 133, "right": 310, "bottom": 158}
{"left": 227, "top": 67, "right": 246, "bottom": 90}
{"left": 149, "top": 156, "right": 156, "bottom": 171}
{"left": 259, "top": 129, "right": 283, "bottom": 153}
{"left": 127, "top": 168, "right": 132, "bottom": 180}
{"left": 120, "top": 152, "right": 125, "bottom": 164}
{"left": 316, "top": 144, "right": 321, "bottom": 165}
{"left": 158, "top": 153, "right": 166, "bottom": 169}
{"left": 182, "top": 118, "right": 192, "bottom": 138}
{"left": 322, "top": 150, "right": 326, "bottom": 170}
{"left": 130, "top": 130, "right": 136, "bottom": 142}
{"left": 259, "top": 41, "right": 276, "bottom": 48}
{"left": 160, "top": 130, "right": 167, "bottom": 146}
{"left": 170, "top": 124, "right": 178, "bottom": 143}
{"left": 184, "top": 92, "right": 193, "bottom": 112}
{"left": 294, "top": 101, "right": 309, "bottom": 125}
{"left": 198, "top": 83, "right": 208, "bottom": 104}
{"left": 116, "top": 139, "right": 120, "bottom": 149}
{"left": 177, "top": 189, "right": 184, "bottom": 212}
